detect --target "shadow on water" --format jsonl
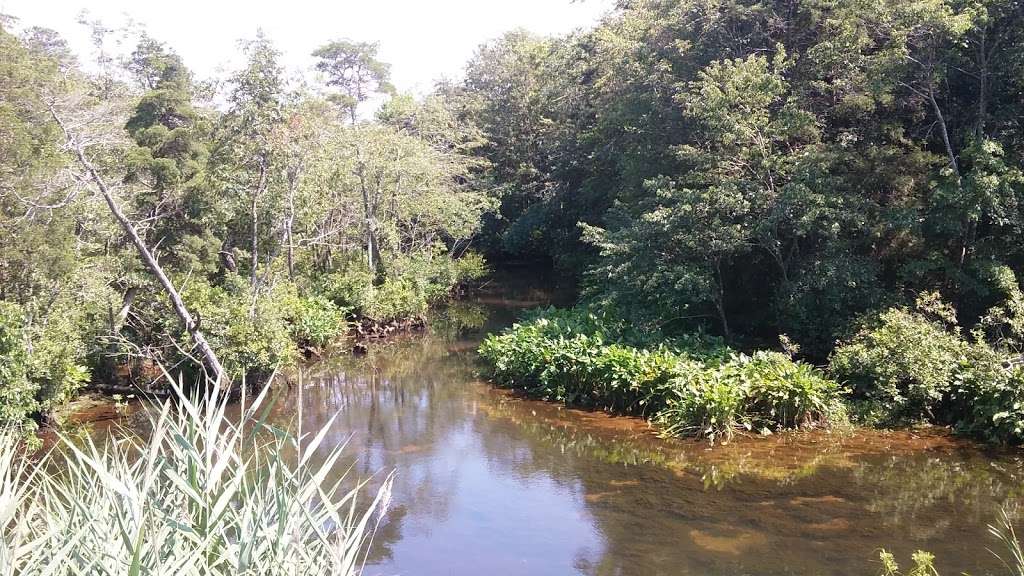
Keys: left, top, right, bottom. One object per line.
{"left": 69, "top": 265, "right": 1024, "bottom": 576}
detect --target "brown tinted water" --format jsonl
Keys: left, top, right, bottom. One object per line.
{"left": 74, "top": 268, "right": 1024, "bottom": 576}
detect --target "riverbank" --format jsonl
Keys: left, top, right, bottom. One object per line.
{"left": 38, "top": 271, "right": 1024, "bottom": 576}
{"left": 477, "top": 305, "right": 1024, "bottom": 446}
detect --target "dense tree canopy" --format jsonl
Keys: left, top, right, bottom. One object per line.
{"left": 0, "top": 18, "right": 492, "bottom": 423}
{"left": 447, "top": 0, "right": 1024, "bottom": 357}
{"left": 1, "top": 0, "right": 1023, "bottom": 435}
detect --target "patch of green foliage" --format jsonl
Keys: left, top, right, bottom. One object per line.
{"left": 829, "top": 294, "right": 968, "bottom": 423}
{"left": 479, "top": 307, "right": 842, "bottom": 442}
{"left": 0, "top": 302, "right": 39, "bottom": 431}
{"left": 179, "top": 280, "right": 298, "bottom": 380}
{"left": 318, "top": 251, "right": 489, "bottom": 323}
{"left": 830, "top": 291, "right": 1024, "bottom": 443}
{"left": 0, "top": 301, "right": 90, "bottom": 434}
{"left": 274, "top": 284, "right": 350, "bottom": 349}
{"left": 950, "top": 345, "right": 1024, "bottom": 444}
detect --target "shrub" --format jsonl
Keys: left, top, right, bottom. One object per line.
{"left": 0, "top": 302, "right": 37, "bottom": 430}
{"left": 0, "top": 379, "right": 392, "bottom": 575}
{"left": 0, "top": 301, "right": 91, "bottom": 431}
{"left": 317, "top": 252, "right": 490, "bottom": 323}
{"left": 829, "top": 305, "right": 967, "bottom": 423}
{"left": 317, "top": 262, "right": 376, "bottom": 312}
{"left": 361, "top": 277, "right": 430, "bottom": 322}
{"left": 451, "top": 251, "right": 490, "bottom": 285}
{"left": 290, "top": 295, "right": 348, "bottom": 348}
{"left": 976, "top": 264, "right": 1024, "bottom": 353}
{"left": 274, "top": 283, "right": 349, "bottom": 349}
{"left": 950, "top": 343, "right": 1024, "bottom": 444}
{"left": 182, "top": 281, "right": 297, "bottom": 379}
{"left": 25, "top": 304, "right": 91, "bottom": 412}
{"left": 831, "top": 292, "right": 1024, "bottom": 443}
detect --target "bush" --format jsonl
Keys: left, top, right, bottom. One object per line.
{"left": 317, "top": 261, "right": 376, "bottom": 312}
{"left": 829, "top": 305, "right": 967, "bottom": 423}
{"left": 317, "top": 252, "right": 490, "bottom": 323}
{"left": 0, "top": 301, "right": 91, "bottom": 431}
{"left": 182, "top": 281, "right": 297, "bottom": 380}
{"left": 950, "top": 343, "right": 1024, "bottom": 444}
{"left": 361, "top": 277, "right": 430, "bottom": 322}
{"left": 830, "top": 292, "right": 1024, "bottom": 443}
{"left": 479, "top": 307, "right": 843, "bottom": 442}
{"left": 274, "top": 284, "right": 349, "bottom": 349}
{"left": 25, "top": 305, "right": 91, "bottom": 412}
{"left": 291, "top": 295, "right": 348, "bottom": 348}
{"left": 0, "top": 302, "right": 37, "bottom": 430}
{"left": 451, "top": 251, "right": 490, "bottom": 285}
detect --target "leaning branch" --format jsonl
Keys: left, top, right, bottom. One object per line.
{"left": 48, "top": 101, "right": 227, "bottom": 384}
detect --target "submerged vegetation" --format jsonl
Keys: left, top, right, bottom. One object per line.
{"left": 878, "top": 510, "right": 1024, "bottom": 576}
{"left": 0, "top": 378, "right": 391, "bottom": 574}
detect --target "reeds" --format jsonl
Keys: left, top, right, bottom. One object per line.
{"left": 0, "top": 376, "right": 391, "bottom": 575}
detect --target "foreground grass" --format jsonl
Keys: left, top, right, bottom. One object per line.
{"left": 0, "top": 377, "right": 391, "bottom": 575}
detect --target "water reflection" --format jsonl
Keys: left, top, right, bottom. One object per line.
{"left": 72, "top": 268, "right": 1024, "bottom": 576}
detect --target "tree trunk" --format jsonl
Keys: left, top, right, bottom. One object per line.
{"left": 713, "top": 258, "right": 731, "bottom": 340}
{"left": 927, "top": 83, "right": 973, "bottom": 266}
{"left": 69, "top": 144, "right": 227, "bottom": 383}
{"left": 356, "top": 155, "right": 386, "bottom": 283}
{"left": 928, "top": 84, "right": 960, "bottom": 181}
{"left": 285, "top": 170, "right": 297, "bottom": 280}
{"left": 109, "top": 286, "right": 139, "bottom": 335}
{"left": 975, "top": 26, "right": 989, "bottom": 141}
{"left": 250, "top": 160, "right": 267, "bottom": 288}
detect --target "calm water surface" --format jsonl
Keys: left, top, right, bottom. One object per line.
{"left": 86, "top": 268, "right": 1024, "bottom": 575}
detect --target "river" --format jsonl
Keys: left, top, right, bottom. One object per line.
{"left": 77, "top": 267, "right": 1024, "bottom": 576}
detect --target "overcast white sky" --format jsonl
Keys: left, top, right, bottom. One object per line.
{"left": 1, "top": 0, "right": 615, "bottom": 93}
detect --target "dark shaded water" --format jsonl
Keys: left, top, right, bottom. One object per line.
{"left": 78, "top": 268, "right": 1024, "bottom": 575}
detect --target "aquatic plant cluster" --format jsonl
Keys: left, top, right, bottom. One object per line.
{"left": 481, "top": 304, "right": 1024, "bottom": 444}
{"left": 479, "top": 308, "right": 845, "bottom": 442}
{"left": 0, "top": 379, "right": 391, "bottom": 574}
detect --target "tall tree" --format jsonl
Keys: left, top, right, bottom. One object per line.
{"left": 222, "top": 32, "right": 286, "bottom": 289}
{"left": 313, "top": 40, "right": 393, "bottom": 277}
{"left": 312, "top": 39, "right": 393, "bottom": 123}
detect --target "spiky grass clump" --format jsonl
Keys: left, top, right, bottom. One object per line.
{"left": 876, "top": 508, "right": 1023, "bottom": 576}
{"left": 0, "top": 377, "right": 392, "bottom": 575}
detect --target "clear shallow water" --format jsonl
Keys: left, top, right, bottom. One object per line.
{"left": 77, "top": 268, "right": 1024, "bottom": 576}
